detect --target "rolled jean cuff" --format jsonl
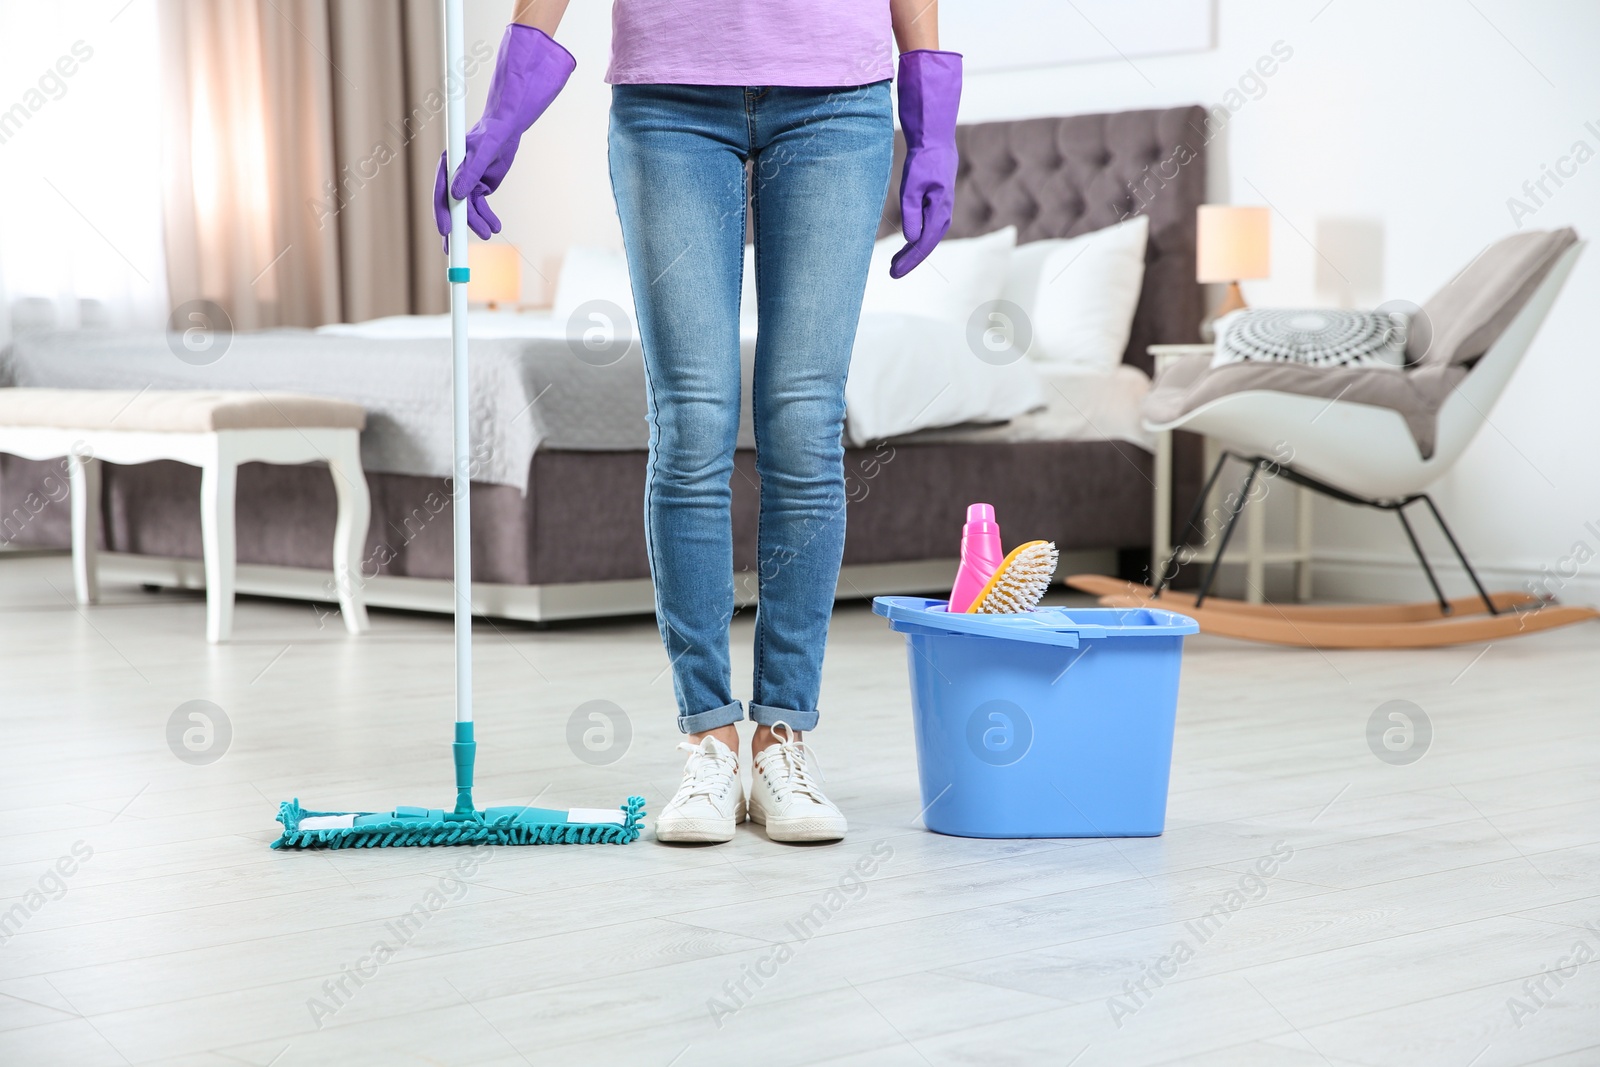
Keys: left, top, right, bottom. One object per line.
{"left": 679, "top": 700, "right": 745, "bottom": 735}
{"left": 748, "top": 702, "right": 819, "bottom": 732}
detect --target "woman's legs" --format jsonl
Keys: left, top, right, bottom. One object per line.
{"left": 738, "top": 84, "right": 892, "bottom": 843}
{"left": 747, "top": 84, "right": 894, "bottom": 739}
{"left": 608, "top": 85, "right": 749, "bottom": 738}
{"left": 610, "top": 83, "right": 892, "bottom": 742}
{"left": 610, "top": 83, "right": 890, "bottom": 842}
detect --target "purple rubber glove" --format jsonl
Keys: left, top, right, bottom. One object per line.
{"left": 433, "top": 24, "right": 576, "bottom": 248}
{"left": 891, "top": 49, "right": 963, "bottom": 279}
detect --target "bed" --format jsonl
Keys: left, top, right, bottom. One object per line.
{"left": 0, "top": 107, "right": 1206, "bottom": 622}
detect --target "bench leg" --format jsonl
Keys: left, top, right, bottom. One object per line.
{"left": 327, "top": 434, "right": 370, "bottom": 635}
{"left": 68, "top": 451, "right": 101, "bottom": 605}
{"left": 200, "top": 444, "right": 237, "bottom": 644}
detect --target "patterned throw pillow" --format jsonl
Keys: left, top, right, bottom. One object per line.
{"left": 1210, "top": 309, "right": 1409, "bottom": 369}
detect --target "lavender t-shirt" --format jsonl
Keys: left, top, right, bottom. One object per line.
{"left": 606, "top": 0, "right": 893, "bottom": 87}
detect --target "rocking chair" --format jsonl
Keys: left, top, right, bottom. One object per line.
{"left": 1071, "top": 228, "right": 1596, "bottom": 648}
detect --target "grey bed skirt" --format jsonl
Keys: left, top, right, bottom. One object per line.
{"left": 0, "top": 439, "right": 1200, "bottom": 588}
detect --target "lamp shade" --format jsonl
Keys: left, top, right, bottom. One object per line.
{"left": 468, "top": 243, "right": 522, "bottom": 307}
{"left": 1196, "top": 205, "right": 1270, "bottom": 283}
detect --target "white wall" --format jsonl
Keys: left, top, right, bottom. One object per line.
{"left": 469, "top": 0, "right": 1600, "bottom": 605}
{"left": 463, "top": 2, "right": 624, "bottom": 299}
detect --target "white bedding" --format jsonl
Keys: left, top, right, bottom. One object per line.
{"left": 320, "top": 310, "right": 564, "bottom": 340}
{"left": 319, "top": 215, "right": 1153, "bottom": 449}
{"left": 317, "top": 312, "right": 1151, "bottom": 449}
{"left": 319, "top": 309, "right": 1052, "bottom": 447}
{"left": 894, "top": 363, "right": 1155, "bottom": 451}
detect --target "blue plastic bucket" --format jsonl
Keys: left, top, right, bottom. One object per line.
{"left": 872, "top": 597, "right": 1198, "bottom": 838}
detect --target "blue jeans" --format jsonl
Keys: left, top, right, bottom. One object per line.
{"left": 608, "top": 83, "right": 893, "bottom": 734}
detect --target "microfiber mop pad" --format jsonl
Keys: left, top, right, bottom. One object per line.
{"left": 272, "top": 798, "right": 644, "bottom": 850}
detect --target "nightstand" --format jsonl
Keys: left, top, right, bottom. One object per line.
{"left": 1147, "top": 344, "right": 1313, "bottom": 603}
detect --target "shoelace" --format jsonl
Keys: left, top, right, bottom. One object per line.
{"left": 761, "top": 724, "right": 828, "bottom": 804}
{"left": 673, "top": 741, "right": 738, "bottom": 802}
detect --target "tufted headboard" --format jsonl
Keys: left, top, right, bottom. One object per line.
{"left": 880, "top": 106, "right": 1208, "bottom": 375}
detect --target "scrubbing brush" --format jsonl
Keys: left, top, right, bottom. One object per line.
{"left": 966, "top": 540, "right": 1059, "bottom": 614}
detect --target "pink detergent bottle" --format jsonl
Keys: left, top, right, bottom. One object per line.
{"left": 949, "top": 503, "right": 1005, "bottom": 613}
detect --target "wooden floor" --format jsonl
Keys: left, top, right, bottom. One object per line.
{"left": 2, "top": 553, "right": 1597, "bottom": 1067}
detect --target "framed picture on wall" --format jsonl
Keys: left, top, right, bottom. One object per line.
{"left": 941, "top": 0, "right": 1216, "bottom": 74}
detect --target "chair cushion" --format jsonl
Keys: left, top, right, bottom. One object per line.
{"left": 1143, "top": 353, "right": 1466, "bottom": 458}
{"left": 0, "top": 388, "right": 365, "bottom": 432}
{"left": 1410, "top": 227, "right": 1577, "bottom": 367}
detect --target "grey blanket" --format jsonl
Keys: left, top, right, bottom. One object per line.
{"left": 1, "top": 329, "right": 758, "bottom": 492}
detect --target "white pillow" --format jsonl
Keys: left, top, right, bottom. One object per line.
{"left": 1002, "top": 215, "right": 1148, "bottom": 371}
{"left": 861, "top": 226, "right": 1017, "bottom": 324}
{"left": 844, "top": 310, "right": 1046, "bottom": 445}
{"left": 552, "top": 246, "right": 637, "bottom": 326}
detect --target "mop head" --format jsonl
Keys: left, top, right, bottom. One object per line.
{"left": 967, "top": 540, "right": 1059, "bottom": 614}
{"left": 271, "top": 797, "right": 645, "bottom": 850}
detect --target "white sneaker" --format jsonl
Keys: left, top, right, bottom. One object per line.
{"left": 655, "top": 735, "right": 744, "bottom": 843}
{"left": 749, "top": 723, "right": 847, "bottom": 842}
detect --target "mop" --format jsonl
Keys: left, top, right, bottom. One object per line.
{"left": 272, "top": 0, "right": 644, "bottom": 849}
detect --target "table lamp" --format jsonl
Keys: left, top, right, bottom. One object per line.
{"left": 1196, "top": 205, "right": 1270, "bottom": 320}
{"left": 468, "top": 243, "right": 522, "bottom": 310}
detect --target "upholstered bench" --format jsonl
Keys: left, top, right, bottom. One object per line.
{"left": 0, "top": 388, "right": 370, "bottom": 642}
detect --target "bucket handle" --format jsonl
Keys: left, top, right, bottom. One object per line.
{"left": 874, "top": 596, "right": 1091, "bottom": 647}
{"left": 886, "top": 616, "right": 1081, "bottom": 648}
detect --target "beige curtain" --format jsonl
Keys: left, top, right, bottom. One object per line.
{"left": 160, "top": 0, "right": 447, "bottom": 329}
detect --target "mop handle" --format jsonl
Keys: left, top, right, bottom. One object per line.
{"left": 443, "top": 0, "right": 476, "bottom": 814}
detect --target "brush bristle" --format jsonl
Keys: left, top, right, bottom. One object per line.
{"left": 972, "top": 541, "right": 1059, "bottom": 614}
